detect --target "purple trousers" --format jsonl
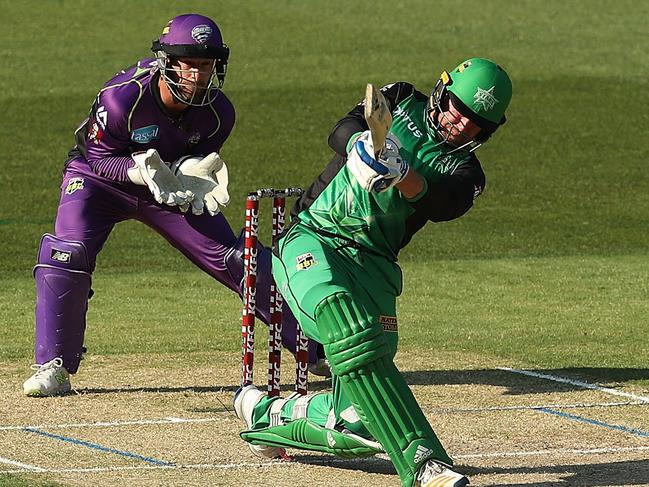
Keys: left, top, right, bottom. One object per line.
{"left": 36, "top": 157, "right": 316, "bottom": 373}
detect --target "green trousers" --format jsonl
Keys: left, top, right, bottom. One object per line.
{"left": 245, "top": 223, "right": 451, "bottom": 486}
{"left": 265, "top": 223, "right": 401, "bottom": 436}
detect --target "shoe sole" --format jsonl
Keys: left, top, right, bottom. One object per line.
{"left": 24, "top": 385, "right": 72, "bottom": 397}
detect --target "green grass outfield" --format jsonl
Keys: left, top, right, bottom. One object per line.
{"left": 1, "top": 0, "right": 648, "bottom": 381}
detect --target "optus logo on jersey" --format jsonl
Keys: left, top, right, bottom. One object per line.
{"left": 393, "top": 105, "right": 423, "bottom": 138}
{"left": 131, "top": 125, "right": 160, "bottom": 144}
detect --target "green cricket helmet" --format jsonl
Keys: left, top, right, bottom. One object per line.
{"left": 427, "top": 58, "right": 512, "bottom": 152}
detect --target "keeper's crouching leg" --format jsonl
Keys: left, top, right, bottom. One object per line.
{"left": 34, "top": 234, "right": 92, "bottom": 373}
{"left": 318, "top": 292, "right": 452, "bottom": 487}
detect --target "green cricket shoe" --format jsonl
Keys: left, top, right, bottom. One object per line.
{"left": 23, "top": 358, "right": 71, "bottom": 397}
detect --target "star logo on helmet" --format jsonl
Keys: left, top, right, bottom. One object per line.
{"left": 473, "top": 86, "right": 499, "bottom": 112}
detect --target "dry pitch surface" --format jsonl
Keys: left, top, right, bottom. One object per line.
{"left": 1, "top": 351, "right": 647, "bottom": 486}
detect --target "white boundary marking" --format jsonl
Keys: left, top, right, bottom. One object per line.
{"left": 0, "top": 456, "right": 45, "bottom": 471}
{"left": 0, "top": 460, "right": 283, "bottom": 475}
{"left": 499, "top": 367, "right": 649, "bottom": 403}
{"left": 429, "top": 400, "right": 645, "bottom": 413}
{"left": 3, "top": 400, "right": 644, "bottom": 433}
{"left": 456, "top": 445, "right": 649, "bottom": 459}
{"left": 2, "top": 445, "right": 649, "bottom": 475}
{"left": 0, "top": 416, "right": 221, "bottom": 432}
{"left": 2, "top": 375, "right": 647, "bottom": 477}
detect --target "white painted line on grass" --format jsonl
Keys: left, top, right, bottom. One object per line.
{"left": 0, "top": 455, "right": 45, "bottom": 471}
{"left": 499, "top": 367, "right": 649, "bottom": 403}
{"left": 2, "top": 401, "right": 641, "bottom": 433}
{"left": 455, "top": 445, "right": 649, "bottom": 459}
{"left": 0, "top": 417, "right": 221, "bottom": 432}
{"left": 0, "top": 460, "right": 284, "bottom": 475}
{"left": 430, "top": 400, "right": 645, "bottom": 414}
{"left": 3, "top": 446, "right": 649, "bottom": 475}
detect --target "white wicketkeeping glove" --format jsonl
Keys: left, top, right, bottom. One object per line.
{"left": 346, "top": 131, "right": 409, "bottom": 193}
{"left": 171, "top": 153, "right": 230, "bottom": 216}
{"left": 128, "top": 149, "right": 194, "bottom": 210}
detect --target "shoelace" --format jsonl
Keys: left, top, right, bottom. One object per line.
{"left": 417, "top": 461, "right": 444, "bottom": 481}
{"left": 29, "top": 357, "right": 64, "bottom": 377}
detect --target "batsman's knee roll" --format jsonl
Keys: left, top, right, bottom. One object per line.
{"left": 316, "top": 292, "right": 391, "bottom": 376}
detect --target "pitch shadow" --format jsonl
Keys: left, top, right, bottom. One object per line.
{"left": 467, "top": 458, "right": 649, "bottom": 486}
{"left": 291, "top": 453, "right": 395, "bottom": 475}
{"left": 77, "top": 377, "right": 331, "bottom": 396}
{"left": 401, "top": 368, "right": 649, "bottom": 396}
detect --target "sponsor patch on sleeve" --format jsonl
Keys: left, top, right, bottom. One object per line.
{"left": 88, "top": 122, "right": 103, "bottom": 144}
{"left": 379, "top": 315, "right": 398, "bottom": 332}
{"left": 296, "top": 252, "right": 316, "bottom": 271}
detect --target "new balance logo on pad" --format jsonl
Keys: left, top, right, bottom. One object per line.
{"left": 51, "top": 249, "right": 71, "bottom": 263}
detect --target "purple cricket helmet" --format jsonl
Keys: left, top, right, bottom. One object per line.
{"left": 152, "top": 14, "right": 230, "bottom": 106}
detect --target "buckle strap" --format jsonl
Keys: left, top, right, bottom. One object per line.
{"left": 291, "top": 392, "right": 323, "bottom": 420}
{"left": 269, "top": 396, "right": 291, "bottom": 427}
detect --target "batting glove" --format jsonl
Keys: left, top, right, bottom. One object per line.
{"left": 346, "top": 131, "right": 409, "bottom": 193}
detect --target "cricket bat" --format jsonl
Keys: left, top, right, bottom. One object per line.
{"left": 364, "top": 83, "right": 393, "bottom": 157}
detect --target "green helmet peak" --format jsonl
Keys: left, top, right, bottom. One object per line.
{"left": 446, "top": 58, "right": 512, "bottom": 126}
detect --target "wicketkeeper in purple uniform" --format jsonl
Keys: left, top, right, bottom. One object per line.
{"left": 23, "top": 14, "right": 327, "bottom": 397}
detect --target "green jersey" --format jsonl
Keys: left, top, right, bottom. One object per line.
{"left": 291, "top": 82, "right": 486, "bottom": 261}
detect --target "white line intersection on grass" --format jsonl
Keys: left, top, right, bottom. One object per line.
{"left": 2, "top": 446, "right": 649, "bottom": 475}
{"left": 500, "top": 367, "right": 649, "bottom": 403}
{"left": 2, "top": 400, "right": 645, "bottom": 433}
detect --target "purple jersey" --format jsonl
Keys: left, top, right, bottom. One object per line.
{"left": 67, "top": 58, "right": 235, "bottom": 182}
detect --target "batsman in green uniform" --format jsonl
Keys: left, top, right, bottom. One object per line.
{"left": 234, "top": 58, "right": 512, "bottom": 487}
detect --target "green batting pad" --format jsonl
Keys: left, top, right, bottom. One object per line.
{"left": 315, "top": 292, "right": 452, "bottom": 487}
{"left": 241, "top": 419, "right": 383, "bottom": 458}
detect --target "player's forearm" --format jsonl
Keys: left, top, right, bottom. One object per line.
{"left": 396, "top": 169, "right": 426, "bottom": 199}
{"left": 87, "top": 155, "right": 135, "bottom": 182}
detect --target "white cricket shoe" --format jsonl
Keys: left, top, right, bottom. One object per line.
{"left": 234, "top": 385, "right": 286, "bottom": 459}
{"left": 307, "top": 358, "right": 331, "bottom": 378}
{"left": 23, "top": 358, "right": 71, "bottom": 397}
{"left": 415, "top": 460, "right": 469, "bottom": 487}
